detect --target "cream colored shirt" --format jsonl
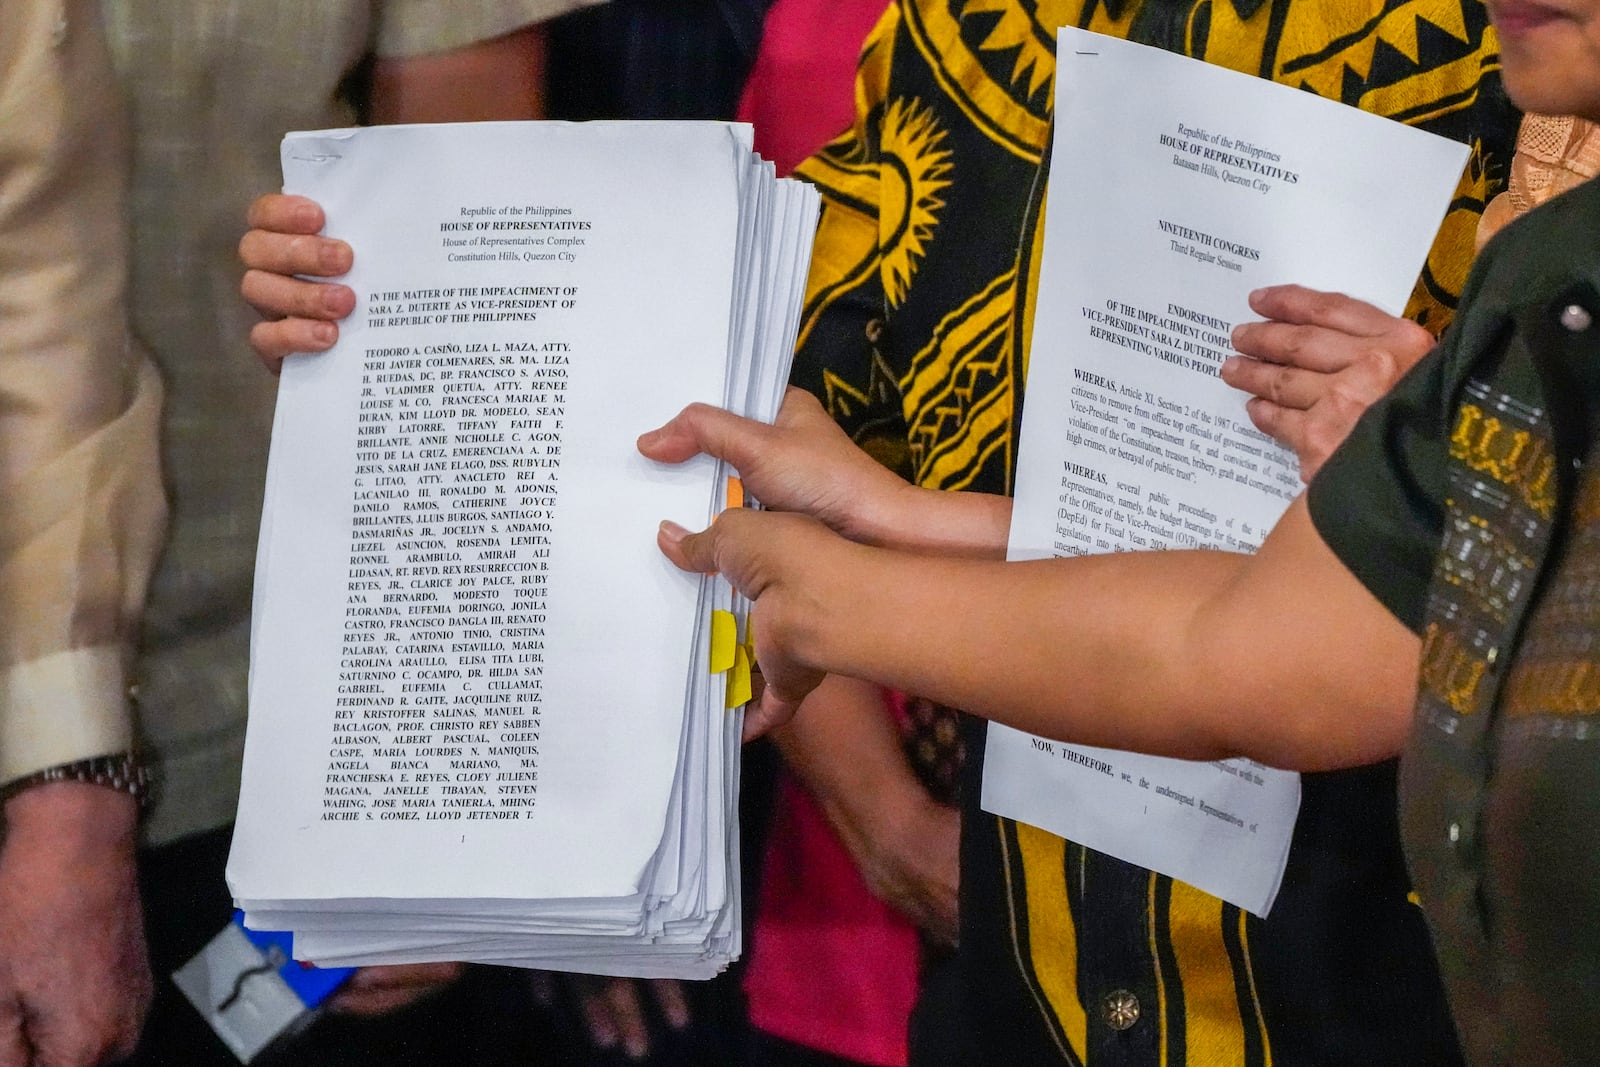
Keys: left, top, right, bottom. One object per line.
{"left": 99, "top": 0, "right": 601, "bottom": 844}
{"left": 0, "top": 0, "right": 166, "bottom": 788}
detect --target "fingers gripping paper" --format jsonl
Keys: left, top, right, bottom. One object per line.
{"left": 984, "top": 30, "right": 1469, "bottom": 916}
{"left": 228, "top": 121, "right": 818, "bottom": 978}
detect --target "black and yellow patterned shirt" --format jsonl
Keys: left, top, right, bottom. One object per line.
{"left": 789, "top": 2, "right": 1519, "bottom": 1063}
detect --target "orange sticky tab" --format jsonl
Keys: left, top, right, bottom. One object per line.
{"left": 725, "top": 646, "right": 753, "bottom": 709}
{"left": 709, "top": 610, "right": 737, "bottom": 673}
{"left": 726, "top": 476, "right": 745, "bottom": 510}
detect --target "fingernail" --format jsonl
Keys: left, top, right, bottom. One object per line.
{"left": 294, "top": 202, "right": 320, "bottom": 230}
{"left": 659, "top": 520, "right": 689, "bottom": 543}
{"left": 323, "top": 286, "right": 346, "bottom": 313}
{"left": 1249, "top": 288, "right": 1266, "bottom": 302}
{"left": 313, "top": 322, "right": 336, "bottom": 345}
{"left": 321, "top": 242, "right": 349, "bottom": 273}
{"left": 636, "top": 428, "right": 660, "bottom": 449}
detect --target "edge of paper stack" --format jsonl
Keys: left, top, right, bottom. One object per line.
{"left": 228, "top": 121, "right": 819, "bottom": 979}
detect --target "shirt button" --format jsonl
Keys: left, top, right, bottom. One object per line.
{"left": 1559, "top": 303, "right": 1593, "bottom": 332}
{"left": 1102, "top": 989, "right": 1141, "bottom": 1031}
{"left": 865, "top": 317, "right": 886, "bottom": 344}
{"left": 1447, "top": 814, "right": 1479, "bottom": 860}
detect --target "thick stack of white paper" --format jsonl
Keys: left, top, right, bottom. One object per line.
{"left": 228, "top": 121, "right": 818, "bottom": 978}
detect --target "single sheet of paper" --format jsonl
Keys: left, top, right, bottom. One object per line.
{"left": 981, "top": 28, "right": 1470, "bottom": 915}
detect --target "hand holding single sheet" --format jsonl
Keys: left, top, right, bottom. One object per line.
{"left": 1225, "top": 284, "right": 1436, "bottom": 480}
{"left": 985, "top": 26, "right": 1472, "bottom": 916}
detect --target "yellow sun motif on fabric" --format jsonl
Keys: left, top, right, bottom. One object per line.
{"left": 878, "top": 97, "right": 954, "bottom": 307}
{"left": 901, "top": 0, "right": 1059, "bottom": 161}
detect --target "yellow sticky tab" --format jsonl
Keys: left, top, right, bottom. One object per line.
{"left": 726, "top": 476, "right": 745, "bottom": 510}
{"left": 725, "top": 646, "right": 753, "bottom": 709}
{"left": 710, "top": 610, "right": 737, "bottom": 674}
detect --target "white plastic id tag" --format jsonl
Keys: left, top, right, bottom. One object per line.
{"left": 173, "top": 917, "right": 353, "bottom": 1062}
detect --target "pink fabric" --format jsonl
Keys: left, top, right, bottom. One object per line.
{"left": 738, "top": 6, "right": 918, "bottom": 1063}
{"left": 744, "top": 774, "right": 922, "bottom": 1066}
{"left": 735, "top": 0, "right": 890, "bottom": 176}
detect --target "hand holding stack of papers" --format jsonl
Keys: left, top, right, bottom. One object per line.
{"left": 227, "top": 120, "right": 818, "bottom": 978}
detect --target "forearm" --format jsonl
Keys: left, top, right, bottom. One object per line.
{"left": 862, "top": 485, "right": 1012, "bottom": 559}
{"left": 800, "top": 543, "right": 1256, "bottom": 755}
{"left": 370, "top": 25, "right": 546, "bottom": 124}
{"left": 786, "top": 498, "right": 1419, "bottom": 771}
{"left": 3, "top": 782, "right": 139, "bottom": 855}
{"left": 773, "top": 674, "right": 959, "bottom": 941}
{"left": 773, "top": 675, "right": 930, "bottom": 847}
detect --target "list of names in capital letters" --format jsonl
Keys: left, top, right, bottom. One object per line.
{"left": 326, "top": 202, "right": 588, "bottom": 826}
{"left": 1049, "top": 294, "right": 1299, "bottom": 561}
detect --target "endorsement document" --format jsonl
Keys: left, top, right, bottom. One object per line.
{"left": 980, "top": 28, "right": 1470, "bottom": 915}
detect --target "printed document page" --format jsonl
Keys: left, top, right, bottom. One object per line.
{"left": 231, "top": 121, "right": 743, "bottom": 904}
{"left": 981, "top": 28, "right": 1470, "bottom": 915}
